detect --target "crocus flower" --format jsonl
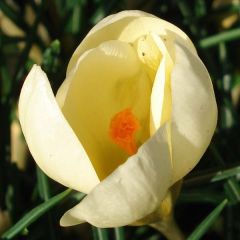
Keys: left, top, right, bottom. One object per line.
{"left": 19, "top": 10, "right": 217, "bottom": 232}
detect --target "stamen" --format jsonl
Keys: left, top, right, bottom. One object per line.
{"left": 109, "top": 108, "right": 140, "bottom": 155}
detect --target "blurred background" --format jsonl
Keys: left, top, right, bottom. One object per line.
{"left": 1, "top": 0, "right": 240, "bottom": 239}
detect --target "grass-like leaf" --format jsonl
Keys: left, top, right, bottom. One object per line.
{"left": 92, "top": 227, "right": 109, "bottom": 240}
{"left": 187, "top": 199, "right": 228, "bottom": 240}
{"left": 36, "top": 167, "right": 51, "bottom": 201}
{"left": 1, "top": 189, "right": 72, "bottom": 239}
{"left": 199, "top": 28, "right": 240, "bottom": 48}
{"left": 114, "top": 227, "right": 125, "bottom": 240}
{"left": 184, "top": 165, "right": 240, "bottom": 187}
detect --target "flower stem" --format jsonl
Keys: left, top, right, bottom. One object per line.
{"left": 150, "top": 216, "right": 185, "bottom": 240}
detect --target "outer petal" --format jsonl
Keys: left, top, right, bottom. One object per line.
{"left": 66, "top": 11, "right": 152, "bottom": 75}
{"left": 18, "top": 65, "right": 99, "bottom": 194}
{"left": 170, "top": 42, "right": 218, "bottom": 183}
{"left": 56, "top": 11, "right": 146, "bottom": 104}
{"left": 57, "top": 11, "right": 196, "bottom": 105}
{"left": 60, "top": 123, "right": 172, "bottom": 227}
{"left": 67, "top": 11, "right": 196, "bottom": 75}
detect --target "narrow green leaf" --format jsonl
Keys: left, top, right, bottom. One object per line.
{"left": 1, "top": 189, "right": 72, "bottom": 239}
{"left": 36, "top": 168, "right": 56, "bottom": 240}
{"left": 92, "top": 227, "right": 109, "bottom": 240}
{"left": 184, "top": 165, "right": 240, "bottom": 186}
{"left": 42, "top": 39, "right": 61, "bottom": 73}
{"left": 36, "top": 167, "right": 50, "bottom": 201}
{"left": 71, "top": 191, "right": 86, "bottom": 201}
{"left": 187, "top": 199, "right": 228, "bottom": 240}
{"left": 212, "top": 167, "right": 240, "bottom": 182}
{"left": 114, "top": 227, "right": 125, "bottom": 240}
{"left": 224, "top": 178, "right": 240, "bottom": 204}
{"left": 199, "top": 28, "right": 240, "bottom": 48}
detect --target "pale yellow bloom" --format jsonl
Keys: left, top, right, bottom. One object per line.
{"left": 18, "top": 10, "right": 217, "bottom": 229}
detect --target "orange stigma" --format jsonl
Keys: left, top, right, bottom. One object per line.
{"left": 109, "top": 108, "right": 140, "bottom": 155}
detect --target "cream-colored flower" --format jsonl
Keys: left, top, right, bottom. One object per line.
{"left": 18, "top": 10, "right": 217, "bottom": 229}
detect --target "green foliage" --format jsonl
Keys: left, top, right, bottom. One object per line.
{"left": 1, "top": 189, "right": 72, "bottom": 239}
{"left": 187, "top": 199, "right": 228, "bottom": 240}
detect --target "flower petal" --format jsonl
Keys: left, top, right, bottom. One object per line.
{"left": 150, "top": 33, "right": 174, "bottom": 134}
{"left": 18, "top": 65, "right": 99, "bottom": 193}
{"left": 56, "top": 12, "right": 146, "bottom": 104}
{"left": 66, "top": 11, "right": 196, "bottom": 77}
{"left": 60, "top": 123, "right": 172, "bottom": 227}
{"left": 66, "top": 11, "right": 150, "bottom": 75}
{"left": 170, "top": 41, "right": 218, "bottom": 183}
{"left": 57, "top": 11, "right": 196, "bottom": 108}
{"left": 60, "top": 40, "right": 152, "bottom": 180}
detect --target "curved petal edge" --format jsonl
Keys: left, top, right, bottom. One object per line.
{"left": 60, "top": 123, "right": 172, "bottom": 228}
{"left": 18, "top": 65, "right": 100, "bottom": 194}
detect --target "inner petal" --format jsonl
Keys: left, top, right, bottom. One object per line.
{"left": 134, "top": 32, "right": 174, "bottom": 135}
{"left": 60, "top": 40, "right": 152, "bottom": 180}
{"left": 149, "top": 33, "right": 174, "bottom": 134}
{"left": 134, "top": 34, "right": 163, "bottom": 80}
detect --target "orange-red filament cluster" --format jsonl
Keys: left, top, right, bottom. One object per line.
{"left": 109, "top": 108, "right": 140, "bottom": 155}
